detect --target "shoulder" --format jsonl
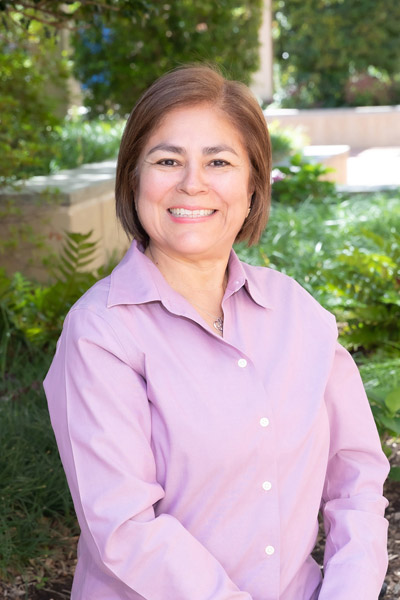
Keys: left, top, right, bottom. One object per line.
{"left": 70, "top": 275, "right": 112, "bottom": 317}
{"left": 55, "top": 276, "right": 144, "bottom": 375}
{"left": 242, "top": 261, "right": 337, "bottom": 337}
{"left": 60, "top": 277, "right": 116, "bottom": 340}
{"left": 62, "top": 276, "right": 120, "bottom": 346}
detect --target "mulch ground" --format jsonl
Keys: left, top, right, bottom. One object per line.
{"left": 2, "top": 448, "right": 399, "bottom": 600}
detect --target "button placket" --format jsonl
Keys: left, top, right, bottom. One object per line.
{"left": 259, "top": 409, "right": 274, "bottom": 558}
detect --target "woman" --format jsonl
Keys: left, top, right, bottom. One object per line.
{"left": 44, "top": 65, "right": 389, "bottom": 600}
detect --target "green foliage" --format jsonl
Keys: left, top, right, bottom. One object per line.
{"left": 0, "top": 1, "right": 151, "bottom": 31}
{"left": 359, "top": 358, "right": 400, "bottom": 479}
{"left": 369, "top": 387, "right": 400, "bottom": 440}
{"left": 323, "top": 228, "right": 400, "bottom": 352}
{"left": 1, "top": 114, "right": 124, "bottom": 182}
{"left": 72, "top": 1, "right": 262, "bottom": 117}
{"left": 273, "top": 0, "right": 400, "bottom": 107}
{"left": 0, "top": 20, "right": 69, "bottom": 186}
{"left": 50, "top": 117, "right": 125, "bottom": 172}
{"left": 0, "top": 232, "right": 114, "bottom": 374}
{"left": 268, "top": 121, "right": 306, "bottom": 165}
{"left": 362, "top": 360, "right": 400, "bottom": 438}
{"left": 236, "top": 191, "right": 400, "bottom": 353}
{"left": 271, "top": 154, "right": 336, "bottom": 204}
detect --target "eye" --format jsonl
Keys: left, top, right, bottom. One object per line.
{"left": 157, "top": 158, "right": 179, "bottom": 166}
{"left": 209, "top": 159, "right": 230, "bottom": 167}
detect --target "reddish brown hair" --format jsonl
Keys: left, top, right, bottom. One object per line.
{"left": 116, "top": 64, "right": 271, "bottom": 247}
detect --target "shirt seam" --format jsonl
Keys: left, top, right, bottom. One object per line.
{"left": 68, "top": 305, "right": 138, "bottom": 370}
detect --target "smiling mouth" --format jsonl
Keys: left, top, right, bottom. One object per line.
{"left": 168, "top": 208, "right": 216, "bottom": 218}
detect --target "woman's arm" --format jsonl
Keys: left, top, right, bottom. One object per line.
{"left": 44, "top": 306, "right": 252, "bottom": 600}
{"left": 318, "top": 343, "right": 389, "bottom": 600}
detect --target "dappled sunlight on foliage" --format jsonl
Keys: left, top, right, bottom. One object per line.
{"left": 273, "top": 0, "right": 400, "bottom": 107}
{"left": 0, "top": 20, "right": 68, "bottom": 186}
{"left": 72, "top": 1, "right": 263, "bottom": 117}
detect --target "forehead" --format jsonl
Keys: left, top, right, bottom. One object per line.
{"left": 145, "top": 103, "right": 247, "bottom": 148}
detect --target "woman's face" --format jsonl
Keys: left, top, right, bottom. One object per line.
{"left": 136, "top": 103, "right": 253, "bottom": 262}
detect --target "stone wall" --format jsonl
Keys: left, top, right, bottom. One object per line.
{"left": 0, "top": 161, "right": 128, "bottom": 281}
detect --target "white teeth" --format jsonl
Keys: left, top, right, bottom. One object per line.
{"left": 169, "top": 208, "right": 215, "bottom": 217}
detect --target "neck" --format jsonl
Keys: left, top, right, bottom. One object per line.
{"left": 145, "top": 243, "right": 229, "bottom": 311}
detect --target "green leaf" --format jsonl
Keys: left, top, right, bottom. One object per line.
{"left": 378, "top": 414, "right": 400, "bottom": 436}
{"left": 385, "top": 387, "right": 400, "bottom": 415}
{"left": 389, "top": 466, "right": 400, "bottom": 482}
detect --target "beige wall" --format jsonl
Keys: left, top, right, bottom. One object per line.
{"left": 265, "top": 106, "right": 400, "bottom": 148}
{"left": 0, "top": 162, "right": 128, "bottom": 281}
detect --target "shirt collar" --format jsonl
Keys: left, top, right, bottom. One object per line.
{"left": 107, "top": 240, "right": 272, "bottom": 310}
{"left": 225, "top": 249, "right": 272, "bottom": 309}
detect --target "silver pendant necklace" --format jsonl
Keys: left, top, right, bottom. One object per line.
{"left": 190, "top": 301, "right": 224, "bottom": 333}
{"left": 213, "top": 316, "right": 224, "bottom": 333}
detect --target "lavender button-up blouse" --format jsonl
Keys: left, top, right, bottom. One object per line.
{"left": 44, "top": 241, "right": 389, "bottom": 600}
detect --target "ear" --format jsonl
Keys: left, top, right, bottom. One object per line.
{"left": 248, "top": 191, "right": 255, "bottom": 213}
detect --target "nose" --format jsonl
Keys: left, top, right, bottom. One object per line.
{"left": 177, "top": 163, "right": 208, "bottom": 196}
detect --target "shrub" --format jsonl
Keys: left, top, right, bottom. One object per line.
{"left": 273, "top": 0, "right": 400, "bottom": 107}
{"left": 268, "top": 121, "right": 306, "bottom": 165}
{"left": 323, "top": 227, "right": 400, "bottom": 352}
{"left": 72, "top": 1, "right": 263, "bottom": 117}
{"left": 0, "top": 232, "right": 115, "bottom": 374}
{"left": 271, "top": 154, "right": 336, "bottom": 205}
{"left": 360, "top": 357, "right": 400, "bottom": 479}
{"left": 50, "top": 117, "right": 125, "bottom": 172}
{"left": 0, "top": 20, "right": 68, "bottom": 187}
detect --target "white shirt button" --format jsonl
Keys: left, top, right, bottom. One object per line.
{"left": 265, "top": 545, "right": 275, "bottom": 555}
{"left": 237, "top": 358, "right": 247, "bottom": 368}
{"left": 262, "top": 481, "right": 272, "bottom": 491}
{"left": 259, "top": 417, "right": 270, "bottom": 427}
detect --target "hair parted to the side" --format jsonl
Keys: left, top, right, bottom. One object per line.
{"left": 115, "top": 63, "right": 272, "bottom": 247}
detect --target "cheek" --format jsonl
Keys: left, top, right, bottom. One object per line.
{"left": 138, "top": 171, "right": 176, "bottom": 203}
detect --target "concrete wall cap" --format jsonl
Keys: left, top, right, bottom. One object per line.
{"left": 0, "top": 160, "right": 117, "bottom": 206}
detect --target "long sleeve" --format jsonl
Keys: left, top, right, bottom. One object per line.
{"left": 318, "top": 343, "right": 389, "bottom": 600}
{"left": 44, "top": 307, "right": 252, "bottom": 600}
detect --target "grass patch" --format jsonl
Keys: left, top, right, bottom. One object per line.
{"left": 0, "top": 351, "right": 77, "bottom": 579}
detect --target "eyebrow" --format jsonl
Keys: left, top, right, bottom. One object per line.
{"left": 204, "top": 145, "right": 239, "bottom": 156}
{"left": 146, "top": 143, "right": 239, "bottom": 156}
{"left": 147, "top": 144, "right": 184, "bottom": 156}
